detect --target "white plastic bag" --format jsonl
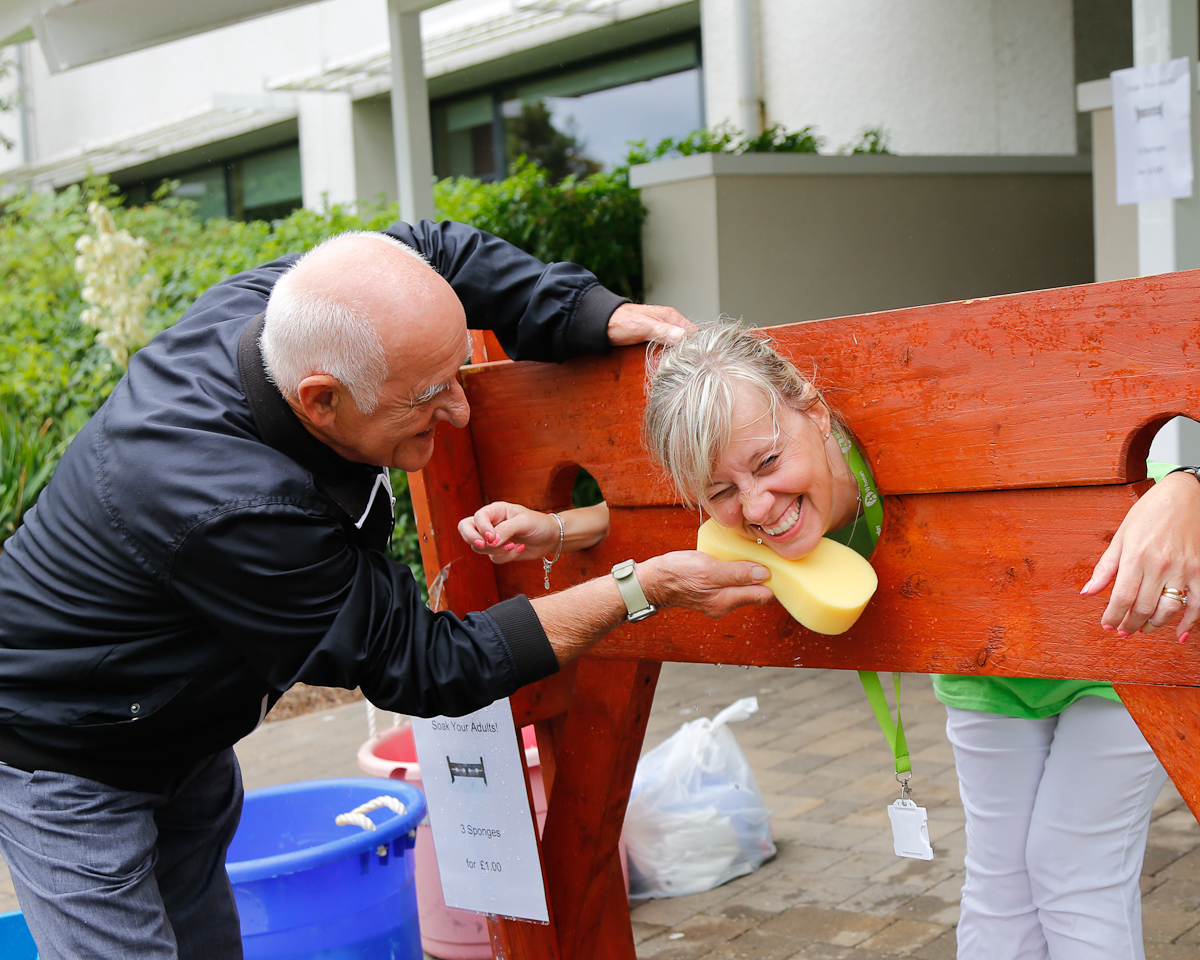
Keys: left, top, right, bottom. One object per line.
{"left": 624, "top": 697, "right": 776, "bottom": 898}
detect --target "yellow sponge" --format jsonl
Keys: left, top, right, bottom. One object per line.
{"left": 696, "top": 519, "right": 878, "bottom": 634}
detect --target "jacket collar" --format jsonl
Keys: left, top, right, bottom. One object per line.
{"left": 237, "top": 314, "right": 394, "bottom": 545}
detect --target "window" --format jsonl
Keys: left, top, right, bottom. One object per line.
{"left": 121, "top": 144, "right": 303, "bottom": 222}
{"left": 431, "top": 36, "right": 702, "bottom": 181}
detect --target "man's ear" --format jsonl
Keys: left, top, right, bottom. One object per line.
{"left": 295, "top": 375, "right": 345, "bottom": 428}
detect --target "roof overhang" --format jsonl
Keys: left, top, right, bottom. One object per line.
{"left": 0, "top": 0, "right": 448, "bottom": 73}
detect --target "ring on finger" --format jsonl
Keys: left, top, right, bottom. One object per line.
{"left": 1162, "top": 587, "right": 1188, "bottom": 606}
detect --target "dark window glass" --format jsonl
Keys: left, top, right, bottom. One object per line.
{"left": 241, "top": 145, "right": 304, "bottom": 221}
{"left": 119, "top": 144, "right": 302, "bottom": 222}
{"left": 433, "top": 94, "right": 497, "bottom": 180}
{"left": 171, "top": 165, "right": 229, "bottom": 221}
{"left": 431, "top": 36, "right": 702, "bottom": 181}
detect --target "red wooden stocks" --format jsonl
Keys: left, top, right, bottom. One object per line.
{"left": 413, "top": 271, "right": 1200, "bottom": 959}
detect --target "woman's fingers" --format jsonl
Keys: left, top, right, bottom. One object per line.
{"left": 1081, "top": 535, "right": 1122, "bottom": 596}
{"left": 1176, "top": 576, "right": 1200, "bottom": 641}
{"left": 1138, "top": 590, "right": 1186, "bottom": 634}
{"left": 1091, "top": 471, "right": 1200, "bottom": 637}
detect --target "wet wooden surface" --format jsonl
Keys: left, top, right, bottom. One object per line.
{"left": 421, "top": 273, "right": 1200, "bottom": 958}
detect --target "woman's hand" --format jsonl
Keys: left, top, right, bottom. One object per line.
{"left": 458, "top": 502, "right": 610, "bottom": 564}
{"left": 1081, "top": 471, "right": 1200, "bottom": 640}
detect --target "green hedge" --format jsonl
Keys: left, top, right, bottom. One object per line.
{"left": 0, "top": 163, "right": 646, "bottom": 570}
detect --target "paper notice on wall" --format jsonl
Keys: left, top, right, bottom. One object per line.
{"left": 409, "top": 698, "right": 548, "bottom": 922}
{"left": 1112, "top": 58, "right": 1194, "bottom": 205}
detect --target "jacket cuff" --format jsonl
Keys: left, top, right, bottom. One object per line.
{"left": 568, "top": 284, "right": 630, "bottom": 356}
{"left": 487, "top": 595, "right": 560, "bottom": 687}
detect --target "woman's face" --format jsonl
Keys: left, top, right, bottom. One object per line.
{"left": 702, "top": 384, "right": 841, "bottom": 560}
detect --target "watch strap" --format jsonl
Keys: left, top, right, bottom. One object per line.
{"left": 612, "top": 559, "right": 654, "bottom": 620}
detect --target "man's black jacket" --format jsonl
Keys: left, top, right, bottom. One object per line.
{"left": 0, "top": 220, "right": 627, "bottom": 791}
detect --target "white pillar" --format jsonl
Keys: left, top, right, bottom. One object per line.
{"left": 734, "top": 0, "right": 762, "bottom": 136}
{"left": 387, "top": 0, "right": 435, "bottom": 223}
{"left": 297, "top": 91, "right": 357, "bottom": 212}
{"left": 353, "top": 98, "right": 398, "bottom": 207}
{"left": 1133, "top": 0, "right": 1200, "bottom": 276}
{"left": 1134, "top": 0, "right": 1200, "bottom": 465}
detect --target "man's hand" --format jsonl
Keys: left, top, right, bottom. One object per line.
{"left": 529, "top": 551, "right": 772, "bottom": 665}
{"left": 1081, "top": 470, "right": 1200, "bottom": 640}
{"left": 606, "top": 303, "right": 695, "bottom": 347}
{"left": 636, "top": 551, "right": 774, "bottom": 619}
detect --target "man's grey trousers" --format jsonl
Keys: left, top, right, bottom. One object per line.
{"left": 0, "top": 748, "right": 244, "bottom": 959}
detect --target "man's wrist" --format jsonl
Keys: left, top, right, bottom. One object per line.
{"left": 612, "top": 559, "right": 657, "bottom": 621}
{"left": 630, "top": 555, "right": 665, "bottom": 608}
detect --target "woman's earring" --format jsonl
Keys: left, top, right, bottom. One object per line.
{"left": 756, "top": 538, "right": 763, "bottom": 545}
{"left": 824, "top": 432, "right": 831, "bottom": 439}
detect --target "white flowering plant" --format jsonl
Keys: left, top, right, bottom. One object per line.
{"left": 74, "top": 201, "right": 159, "bottom": 367}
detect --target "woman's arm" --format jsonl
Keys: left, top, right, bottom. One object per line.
{"left": 1081, "top": 470, "right": 1200, "bottom": 639}
{"left": 458, "top": 501, "right": 610, "bottom": 564}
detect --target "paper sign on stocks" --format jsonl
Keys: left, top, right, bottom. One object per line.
{"left": 696, "top": 520, "right": 877, "bottom": 634}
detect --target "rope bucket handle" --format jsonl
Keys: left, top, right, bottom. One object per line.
{"left": 335, "top": 795, "right": 407, "bottom": 832}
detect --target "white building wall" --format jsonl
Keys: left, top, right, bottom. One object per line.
{"left": 5, "top": 0, "right": 387, "bottom": 174}
{"left": 0, "top": 0, "right": 1082, "bottom": 193}
{"left": 702, "top": 0, "right": 1078, "bottom": 155}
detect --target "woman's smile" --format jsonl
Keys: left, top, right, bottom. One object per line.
{"left": 756, "top": 497, "right": 803, "bottom": 539}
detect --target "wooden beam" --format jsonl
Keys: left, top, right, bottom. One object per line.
{"left": 462, "top": 270, "right": 1200, "bottom": 503}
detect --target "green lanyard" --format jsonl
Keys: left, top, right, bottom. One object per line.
{"left": 829, "top": 430, "right": 910, "bottom": 783}
{"left": 859, "top": 671, "right": 911, "bottom": 778}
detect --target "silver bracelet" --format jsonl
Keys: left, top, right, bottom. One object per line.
{"left": 543, "top": 512, "right": 565, "bottom": 590}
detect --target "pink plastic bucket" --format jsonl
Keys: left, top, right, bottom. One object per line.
{"left": 358, "top": 721, "right": 626, "bottom": 959}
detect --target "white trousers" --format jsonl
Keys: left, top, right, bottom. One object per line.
{"left": 945, "top": 697, "right": 1166, "bottom": 960}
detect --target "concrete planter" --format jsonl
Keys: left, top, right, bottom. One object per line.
{"left": 630, "top": 152, "right": 1093, "bottom": 326}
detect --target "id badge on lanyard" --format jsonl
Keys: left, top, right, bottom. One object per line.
{"left": 859, "top": 671, "right": 934, "bottom": 861}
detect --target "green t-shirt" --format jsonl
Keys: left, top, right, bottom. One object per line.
{"left": 833, "top": 444, "right": 1174, "bottom": 719}
{"left": 931, "top": 460, "right": 1177, "bottom": 718}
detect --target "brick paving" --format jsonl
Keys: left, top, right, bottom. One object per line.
{"left": 0, "top": 664, "right": 1196, "bottom": 960}
{"left": 630, "top": 664, "right": 1200, "bottom": 960}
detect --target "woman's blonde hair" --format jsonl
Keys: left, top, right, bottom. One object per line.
{"left": 643, "top": 320, "right": 836, "bottom": 507}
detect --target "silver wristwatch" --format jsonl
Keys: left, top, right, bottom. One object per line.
{"left": 612, "top": 559, "right": 657, "bottom": 622}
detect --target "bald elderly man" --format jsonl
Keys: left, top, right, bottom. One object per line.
{"left": 0, "top": 221, "right": 772, "bottom": 959}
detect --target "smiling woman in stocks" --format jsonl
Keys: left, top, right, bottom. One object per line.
{"left": 644, "top": 321, "right": 1180, "bottom": 960}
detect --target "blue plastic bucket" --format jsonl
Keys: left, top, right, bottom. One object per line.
{"left": 0, "top": 910, "right": 37, "bottom": 959}
{"left": 226, "top": 778, "right": 426, "bottom": 960}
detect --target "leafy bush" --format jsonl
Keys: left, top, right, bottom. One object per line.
{"left": 627, "top": 122, "right": 891, "bottom": 164}
{"left": 0, "top": 406, "right": 81, "bottom": 539}
{"left": 840, "top": 126, "right": 892, "bottom": 155}
{"left": 436, "top": 160, "right": 644, "bottom": 300}
{"left": 0, "top": 161, "right": 645, "bottom": 565}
